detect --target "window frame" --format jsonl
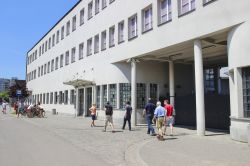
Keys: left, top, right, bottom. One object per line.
{"left": 128, "top": 14, "right": 138, "bottom": 40}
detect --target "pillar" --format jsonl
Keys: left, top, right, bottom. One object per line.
{"left": 169, "top": 61, "right": 175, "bottom": 107}
{"left": 100, "top": 85, "right": 103, "bottom": 110}
{"left": 116, "top": 83, "right": 120, "bottom": 109}
{"left": 194, "top": 39, "right": 206, "bottom": 136}
{"left": 83, "top": 87, "right": 87, "bottom": 117}
{"left": 75, "top": 88, "right": 79, "bottom": 117}
{"left": 131, "top": 58, "right": 137, "bottom": 126}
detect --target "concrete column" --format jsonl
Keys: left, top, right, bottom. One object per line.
{"left": 194, "top": 39, "right": 206, "bottom": 136}
{"left": 169, "top": 61, "right": 175, "bottom": 107}
{"left": 83, "top": 87, "right": 87, "bottom": 117}
{"left": 131, "top": 59, "right": 137, "bottom": 126}
{"left": 75, "top": 88, "right": 79, "bottom": 117}
{"left": 100, "top": 85, "right": 103, "bottom": 110}
{"left": 92, "top": 85, "right": 96, "bottom": 104}
{"left": 146, "top": 83, "right": 150, "bottom": 100}
{"left": 116, "top": 83, "right": 120, "bottom": 109}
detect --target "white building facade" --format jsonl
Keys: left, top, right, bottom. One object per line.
{"left": 26, "top": 0, "right": 250, "bottom": 143}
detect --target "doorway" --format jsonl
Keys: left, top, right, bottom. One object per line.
{"left": 78, "top": 89, "right": 84, "bottom": 116}
{"left": 86, "top": 87, "right": 92, "bottom": 116}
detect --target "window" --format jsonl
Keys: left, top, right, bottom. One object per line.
{"left": 51, "top": 59, "right": 54, "bottom": 72}
{"left": 65, "top": 51, "right": 69, "bottom": 65}
{"left": 87, "top": 38, "right": 93, "bottom": 56}
{"left": 44, "top": 64, "right": 47, "bottom": 75}
{"left": 109, "top": 26, "right": 115, "bottom": 47}
{"left": 128, "top": 14, "right": 138, "bottom": 39}
{"left": 96, "top": 86, "right": 100, "bottom": 108}
{"left": 55, "top": 57, "right": 59, "bottom": 70}
{"left": 118, "top": 21, "right": 124, "bottom": 43}
{"left": 101, "top": 30, "right": 106, "bottom": 50}
{"left": 120, "top": 83, "right": 131, "bottom": 109}
{"left": 142, "top": 6, "right": 153, "bottom": 32}
{"left": 42, "top": 43, "right": 44, "bottom": 54}
{"left": 204, "top": 68, "right": 215, "bottom": 93}
{"left": 34, "top": 70, "right": 36, "bottom": 79}
{"left": 103, "top": 85, "right": 107, "bottom": 105}
{"left": 102, "top": 0, "right": 107, "bottom": 9}
{"left": 70, "top": 89, "right": 75, "bottom": 105}
{"left": 45, "top": 41, "right": 48, "bottom": 52}
{"left": 150, "top": 84, "right": 158, "bottom": 104}
{"left": 109, "top": 0, "right": 115, "bottom": 4}
{"left": 64, "top": 90, "right": 68, "bottom": 104}
{"left": 41, "top": 65, "right": 44, "bottom": 76}
{"left": 35, "top": 50, "right": 37, "bottom": 59}
{"left": 43, "top": 93, "right": 46, "bottom": 104}
{"left": 52, "top": 34, "right": 55, "bottom": 47}
{"left": 94, "top": 34, "right": 99, "bottom": 53}
{"left": 49, "top": 37, "right": 51, "bottom": 49}
{"left": 158, "top": 0, "right": 172, "bottom": 24}
{"left": 56, "top": 30, "right": 60, "bottom": 43}
{"left": 47, "top": 62, "right": 50, "bottom": 73}
{"left": 79, "top": 43, "right": 84, "bottom": 59}
{"left": 38, "top": 67, "right": 40, "bottom": 77}
{"left": 60, "top": 54, "right": 64, "bottom": 68}
{"left": 137, "top": 83, "right": 146, "bottom": 109}
{"left": 61, "top": 26, "right": 65, "bottom": 40}
{"left": 50, "top": 92, "right": 53, "bottom": 104}
{"left": 109, "top": 84, "right": 117, "bottom": 108}
{"left": 46, "top": 93, "right": 49, "bottom": 104}
{"left": 80, "top": 8, "right": 84, "bottom": 25}
{"left": 72, "top": 16, "right": 76, "bottom": 31}
{"left": 178, "top": 0, "right": 195, "bottom": 16}
{"left": 54, "top": 92, "right": 58, "bottom": 104}
{"left": 71, "top": 47, "right": 76, "bottom": 63}
{"left": 39, "top": 46, "right": 41, "bottom": 56}
{"left": 88, "top": 1, "right": 93, "bottom": 19}
{"left": 66, "top": 21, "right": 70, "bottom": 36}
{"left": 95, "top": 0, "right": 100, "bottom": 14}
{"left": 59, "top": 91, "right": 63, "bottom": 104}
{"left": 243, "top": 67, "right": 250, "bottom": 118}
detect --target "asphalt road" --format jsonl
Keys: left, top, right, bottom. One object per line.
{"left": 0, "top": 114, "right": 109, "bottom": 166}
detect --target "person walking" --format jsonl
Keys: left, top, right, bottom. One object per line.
{"left": 163, "top": 99, "right": 175, "bottom": 136}
{"left": 2, "top": 101, "right": 7, "bottom": 114}
{"left": 154, "top": 101, "right": 166, "bottom": 141}
{"left": 89, "top": 103, "right": 97, "bottom": 127}
{"left": 122, "top": 101, "right": 132, "bottom": 131}
{"left": 104, "top": 101, "right": 114, "bottom": 132}
{"left": 17, "top": 101, "right": 25, "bottom": 118}
{"left": 143, "top": 98, "right": 156, "bottom": 136}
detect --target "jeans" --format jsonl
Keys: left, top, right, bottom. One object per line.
{"left": 146, "top": 114, "right": 155, "bottom": 134}
{"left": 122, "top": 117, "right": 131, "bottom": 130}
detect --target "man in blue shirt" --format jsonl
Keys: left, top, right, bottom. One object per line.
{"left": 154, "top": 101, "right": 166, "bottom": 141}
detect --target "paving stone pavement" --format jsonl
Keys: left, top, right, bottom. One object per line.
{"left": 13, "top": 113, "right": 250, "bottom": 166}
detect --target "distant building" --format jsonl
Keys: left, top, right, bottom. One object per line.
{"left": 0, "top": 77, "right": 18, "bottom": 93}
{"left": 26, "top": 0, "right": 250, "bottom": 143}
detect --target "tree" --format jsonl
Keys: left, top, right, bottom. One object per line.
{"left": 0, "top": 91, "right": 9, "bottom": 102}
{"left": 8, "top": 80, "right": 29, "bottom": 99}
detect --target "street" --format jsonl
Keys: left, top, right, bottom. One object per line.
{"left": 0, "top": 114, "right": 108, "bottom": 166}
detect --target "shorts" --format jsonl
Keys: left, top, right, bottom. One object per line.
{"left": 166, "top": 116, "right": 175, "bottom": 126}
{"left": 157, "top": 117, "right": 164, "bottom": 129}
{"left": 91, "top": 115, "right": 96, "bottom": 120}
{"left": 105, "top": 115, "right": 113, "bottom": 126}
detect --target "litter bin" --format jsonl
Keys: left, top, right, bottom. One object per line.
{"left": 52, "top": 109, "right": 56, "bottom": 115}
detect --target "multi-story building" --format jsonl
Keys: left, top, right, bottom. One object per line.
{"left": 26, "top": 0, "right": 250, "bottom": 143}
{"left": 0, "top": 77, "right": 18, "bottom": 92}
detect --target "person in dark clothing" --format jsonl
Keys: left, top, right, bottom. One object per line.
{"left": 143, "top": 98, "right": 156, "bottom": 135}
{"left": 104, "top": 101, "right": 114, "bottom": 132}
{"left": 122, "top": 101, "right": 132, "bottom": 131}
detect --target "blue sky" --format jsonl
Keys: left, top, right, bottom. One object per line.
{"left": 0, "top": 0, "right": 79, "bottom": 80}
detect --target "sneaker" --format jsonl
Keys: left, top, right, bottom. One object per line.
{"left": 147, "top": 132, "right": 150, "bottom": 134}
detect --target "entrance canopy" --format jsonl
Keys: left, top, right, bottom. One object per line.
{"left": 63, "top": 79, "right": 94, "bottom": 88}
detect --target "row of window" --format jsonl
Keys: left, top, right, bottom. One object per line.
{"left": 27, "top": 0, "right": 116, "bottom": 66}
{"left": 27, "top": 0, "right": 216, "bottom": 81}
{"left": 29, "top": 83, "right": 158, "bottom": 110}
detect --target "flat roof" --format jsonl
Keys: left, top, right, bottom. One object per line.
{"left": 27, "top": 0, "right": 82, "bottom": 55}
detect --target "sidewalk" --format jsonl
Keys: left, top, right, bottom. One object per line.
{"left": 15, "top": 113, "right": 250, "bottom": 166}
